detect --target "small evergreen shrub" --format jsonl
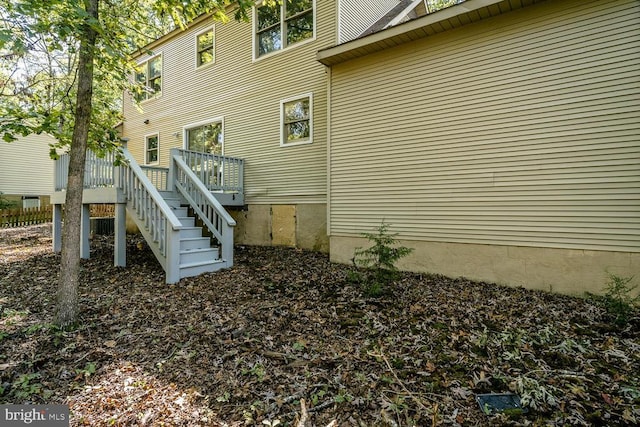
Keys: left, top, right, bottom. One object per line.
{"left": 601, "top": 273, "right": 639, "bottom": 327}
{"left": 588, "top": 273, "right": 640, "bottom": 328}
{"left": 351, "top": 221, "right": 413, "bottom": 297}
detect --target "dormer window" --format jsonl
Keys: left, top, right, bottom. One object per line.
{"left": 255, "top": 0, "right": 314, "bottom": 58}
{"left": 196, "top": 27, "right": 215, "bottom": 67}
{"left": 134, "top": 54, "right": 162, "bottom": 102}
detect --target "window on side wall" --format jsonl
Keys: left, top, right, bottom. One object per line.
{"left": 196, "top": 27, "right": 215, "bottom": 67}
{"left": 145, "top": 133, "right": 159, "bottom": 164}
{"left": 280, "top": 93, "right": 312, "bottom": 146}
{"left": 134, "top": 54, "right": 162, "bottom": 102}
{"left": 255, "top": 0, "right": 314, "bottom": 58}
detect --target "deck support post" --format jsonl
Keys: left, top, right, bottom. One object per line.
{"left": 52, "top": 204, "right": 63, "bottom": 253}
{"left": 114, "top": 203, "right": 126, "bottom": 267}
{"left": 80, "top": 204, "right": 90, "bottom": 259}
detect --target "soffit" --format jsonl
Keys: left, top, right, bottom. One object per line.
{"left": 317, "top": 0, "right": 548, "bottom": 66}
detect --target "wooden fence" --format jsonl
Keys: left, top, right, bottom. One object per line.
{"left": 0, "top": 206, "right": 53, "bottom": 228}
{"left": 0, "top": 204, "right": 115, "bottom": 228}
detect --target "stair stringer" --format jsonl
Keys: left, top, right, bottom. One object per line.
{"left": 124, "top": 204, "right": 171, "bottom": 273}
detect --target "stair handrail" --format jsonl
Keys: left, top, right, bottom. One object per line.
{"left": 170, "top": 148, "right": 236, "bottom": 267}
{"left": 119, "top": 148, "right": 183, "bottom": 282}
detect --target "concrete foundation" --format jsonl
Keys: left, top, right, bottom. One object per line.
{"left": 232, "top": 203, "right": 328, "bottom": 252}
{"left": 272, "top": 205, "right": 296, "bottom": 246}
{"left": 330, "top": 236, "right": 640, "bottom": 296}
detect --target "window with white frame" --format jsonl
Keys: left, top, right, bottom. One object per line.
{"left": 185, "top": 119, "right": 223, "bottom": 155}
{"left": 196, "top": 27, "right": 215, "bottom": 67}
{"left": 145, "top": 133, "right": 159, "bottom": 164}
{"left": 134, "top": 54, "right": 162, "bottom": 102}
{"left": 255, "top": 0, "right": 314, "bottom": 58}
{"left": 281, "top": 94, "right": 312, "bottom": 146}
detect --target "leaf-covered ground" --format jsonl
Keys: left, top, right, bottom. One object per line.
{"left": 0, "top": 225, "right": 638, "bottom": 426}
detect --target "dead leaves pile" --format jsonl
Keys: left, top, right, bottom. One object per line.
{"left": 0, "top": 225, "right": 638, "bottom": 426}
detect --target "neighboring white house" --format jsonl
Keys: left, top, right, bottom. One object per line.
{"left": 0, "top": 133, "right": 56, "bottom": 208}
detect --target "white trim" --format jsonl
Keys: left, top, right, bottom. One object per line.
{"left": 182, "top": 116, "right": 225, "bottom": 155}
{"left": 252, "top": 0, "right": 317, "bottom": 62}
{"left": 135, "top": 52, "right": 163, "bottom": 103}
{"left": 195, "top": 25, "right": 216, "bottom": 70}
{"left": 144, "top": 132, "right": 160, "bottom": 165}
{"left": 280, "top": 92, "right": 313, "bottom": 147}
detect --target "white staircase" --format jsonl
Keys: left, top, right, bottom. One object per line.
{"left": 162, "top": 193, "right": 224, "bottom": 278}
{"left": 119, "top": 148, "right": 237, "bottom": 283}
{"left": 52, "top": 147, "right": 243, "bottom": 284}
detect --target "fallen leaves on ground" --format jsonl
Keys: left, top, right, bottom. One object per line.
{"left": 0, "top": 225, "right": 638, "bottom": 426}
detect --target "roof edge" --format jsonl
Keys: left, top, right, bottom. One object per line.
{"left": 317, "top": 0, "right": 509, "bottom": 66}
{"left": 131, "top": 3, "right": 240, "bottom": 59}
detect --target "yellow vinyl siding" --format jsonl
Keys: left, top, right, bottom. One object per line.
{"left": 122, "top": 1, "right": 334, "bottom": 205}
{"left": 329, "top": 0, "right": 640, "bottom": 252}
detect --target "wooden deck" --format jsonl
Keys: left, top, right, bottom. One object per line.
{"left": 52, "top": 148, "right": 244, "bottom": 283}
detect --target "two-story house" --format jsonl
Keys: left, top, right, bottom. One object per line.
{"left": 53, "top": 0, "right": 639, "bottom": 294}
{"left": 121, "top": 0, "right": 340, "bottom": 253}
{"left": 53, "top": 0, "right": 396, "bottom": 282}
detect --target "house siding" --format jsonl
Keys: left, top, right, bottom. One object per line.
{"left": 328, "top": 0, "right": 640, "bottom": 292}
{"left": 124, "top": 2, "right": 333, "bottom": 205}
{"left": 122, "top": 1, "right": 335, "bottom": 250}
{"left": 338, "top": 0, "right": 399, "bottom": 43}
{"left": 0, "top": 133, "right": 56, "bottom": 197}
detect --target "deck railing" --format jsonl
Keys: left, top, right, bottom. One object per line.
{"left": 55, "top": 149, "right": 242, "bottom": 194}
{"left": 176, "top": 149, "right": 244, "bottom": 193}
{"left": 171, "top": 149, "right": 236, "bottom": 266}
{"left": 141, "top": 166, "right": 169, "bottom": 191}
{"left": 55, "top": 151, "right": 116, "bottom": 191}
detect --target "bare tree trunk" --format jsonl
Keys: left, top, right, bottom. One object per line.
{"left": 56, "top": 0, "right": 99, "bottom": 328}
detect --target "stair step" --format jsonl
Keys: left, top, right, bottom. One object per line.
{"left": 180, "top": 237, "right": 211, "bottom": 250}
{"left": 164, "top": 199, "right": 183, "bottom": 208}
{"left": 171, "top": 206, "right": 188, "bottom": 217}
{"left": 179, "top": 259, "right": 225, "bottom": 278}
{"left": 180, "top": 247, "right": 219, "bottom": 264}
{"left": 178, "top": 216, "right": 195, "bottom": 227}
{"left": 180, "top": 227, "right": 203, "bottom": 239}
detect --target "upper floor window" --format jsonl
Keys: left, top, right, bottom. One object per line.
{"left": 145, "top": 133, "right": 159, "bottom": 164}
{"left": 256, "top": 0, "right": 314, "bottom": 58}
{"left": 196, "top": 27, "right": 215, "bottom": 67}
{"left": 280, "top": 93, "right": 312, "bottom": 146}
{"left": 135, "top": 54, "right": 162, "bottom": 102}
